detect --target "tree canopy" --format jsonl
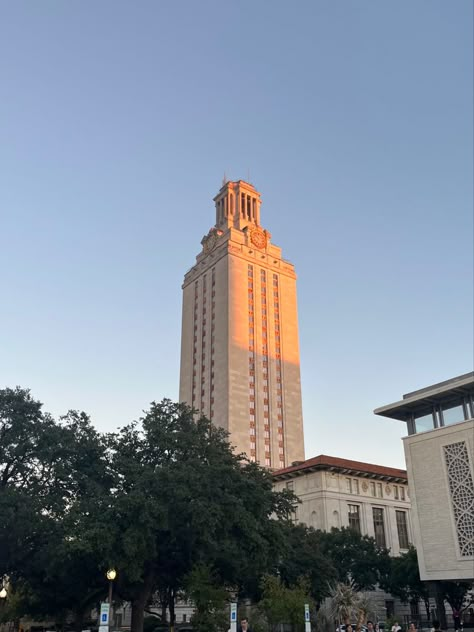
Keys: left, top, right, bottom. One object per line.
{"left": 0, "top": 391, "right": 296, "bottom": 632}
{"left": 3, "top": 386, "right": 463, "bottom": 632}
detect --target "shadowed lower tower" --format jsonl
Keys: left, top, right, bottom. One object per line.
{"left": 179, "top": 180, "right": 305, "bottom": 468}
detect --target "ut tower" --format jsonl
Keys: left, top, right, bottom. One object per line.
{"left": 179, "top": 180, "right": 305, "bottom": 468}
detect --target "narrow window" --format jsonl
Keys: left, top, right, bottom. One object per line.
{"left": 372, "top": 507, "right": 386, "bottom": 548}
{"left": 396, "top": 511, "right": 410, "bottom": 549}
{"left": 348, "top": 504, "right": 361, "bottom": 533}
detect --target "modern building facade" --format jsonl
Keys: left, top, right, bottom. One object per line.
{"left": 375, "top": 372, "right": 474, "bottom": 581}
{"left": 179, "top": 180, "right": 305, "bottom": 468}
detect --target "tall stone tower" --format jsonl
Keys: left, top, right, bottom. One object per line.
{"left": 179, "top": 180, "right": 305, "bottom": 468}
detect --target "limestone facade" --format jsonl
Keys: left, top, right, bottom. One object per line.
{"left": 403, "top": 421, "right": 474, "bottom": 581}
{"left": 179, "top": 181, "right": 305, "bottom": 468}
{"left": 272, "top": 455, "right": 412, "bottom": 557}
{"left": 375, "top": 372, "right": 474, "bottom": 581}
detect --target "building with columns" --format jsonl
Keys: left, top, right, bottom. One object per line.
{"left": 273, "top": 455, "right": 415, "bottom": 622}
{"left": 273, "top": 454, "right": 412, "bottom": 556}
{"left": 179, "top": 180, "right": 305, "bottom": 468}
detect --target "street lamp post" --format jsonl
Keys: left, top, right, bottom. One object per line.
{"left": 106, "top": 570, "right": 116, "bottom": 631}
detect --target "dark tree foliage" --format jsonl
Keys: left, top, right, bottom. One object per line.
{"left": 0, "top": 388, "right": 112, "bottom": 629}
{"left": 73, "top": 400, "right": 295, "bottom": 632}
{"left": 276, "top": 523, "right": 337, "bottom": 603}
{"left": 319, "top": 527, "right": 391, "bottom": 591}
{"left": 439, "top": 581, "right": 473, "bottom": 613}
{"left": 380, "top": 546, "right": 431, "bottom": 617}
{"left": 2, "top": 388, "right": 422, "bottom": 632}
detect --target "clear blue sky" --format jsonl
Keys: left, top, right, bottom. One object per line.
{"left": 1, "top": 1, "right": 472, "bottom": 468}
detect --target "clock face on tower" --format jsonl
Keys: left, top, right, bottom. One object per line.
{"left": 204, "top": 231, "right": 217, "bottom": 253}
{"left": 250, "top": 228, "right": 267, "bottom": 249}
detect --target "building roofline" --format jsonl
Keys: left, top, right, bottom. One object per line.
{"left": 272, "top": 454, "right": 407, "bottom": 482}
{"left": 374, "top": 372, "right": 474, "bottom": 421}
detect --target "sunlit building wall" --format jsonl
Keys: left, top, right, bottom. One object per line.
{"left": 179, "top": 180, "right": 305, "bottom": 468}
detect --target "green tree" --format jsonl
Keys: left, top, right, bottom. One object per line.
{"left": 0, "top": 388, "right": 112, "bottom": 629}
{"left": 258, "top": 574, "right": 313, "bottom": 632}
{"left": 185, "top": 564, "right": 228, "bottom": 632}
{"left": 319, "top": 528, "right": 390, "bottom": 591}
{"left": 328, "top": 582, "right": 371, "bottom": 631}
{"left": 277, "top": 523, "right": 337, "bottom": 603}
{"left": 380, "top": 547, "right": 430, "bottom": 620}
{"left": 439, "top": 581, "right": 473, "bottom": 614}
{"left": 78, "top": 400, "right": 294, "bottom": 632}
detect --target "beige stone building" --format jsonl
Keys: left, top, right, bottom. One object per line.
{"left": 273, "top": 455, "right": 412, "bottom": 556}
{"left": 272, "top": 455, "right": 415, "bottom": 621}
{"left": 375, "top": 372, "right": 474, "bottom": 582}
{"left": 179, "top": 180, "right": 305, "bottom": 468}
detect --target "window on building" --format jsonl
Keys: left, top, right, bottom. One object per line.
{"left": 372, "top": 507, "right": 386, "bottom": 548}
{"left": 442, "top": 403, "right": 465, "bottom": 426}
{"left": 346, "top": 478, "right": 352, "bottom": 493}
{"left": 467, "top": 396, "right": 474, "bottom": 419}
{"left": 353, "top": 479, "right": 359, "bottom": 494}
{"left": 292, "top": 505, "right": 298, "bottom": 523}
{"left": 286, "top": 481, "right": 294, "bottom": 491}
{"left": 377, "top": 482, "right": 383, "bottom": 498}
{"left": 396, "top": 510, "right": 409, "bottom": 549}
{"left": 348, "top": 504, "right": 361, "bottom": 533}
{"left": 414, "top": 411, "right": 435, "bottom": 433}
{"left": 400, "top": 486, "right": 406, "bottom": 501}
{"left": 370, "top": 482, "right": 376, "bottom": 496}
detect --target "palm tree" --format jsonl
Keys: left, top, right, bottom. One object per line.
{"left": 328, "top": 582, "right": 371, "bottom": 632}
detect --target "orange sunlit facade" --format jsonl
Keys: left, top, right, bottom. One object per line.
{"left": 179, "top": 180, "right": 305, "bottom": 468}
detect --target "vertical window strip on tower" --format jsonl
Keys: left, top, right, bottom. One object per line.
{"left": 201, "top": 275, "right": 207, "bottom": 412}
{"left": 273, "top": 274, "right": 284, "bottom": 468}
{"left": 248, "top": 264, "right": 256, "bottom": 461}
{"left": 261, "top": 268, "right": 271, "bottom": 468}
{"left": 210, "top": 268, "right": 216, "bottom": 419}
{"left": 192, "top": 281, "right": 198, "bottom": 407}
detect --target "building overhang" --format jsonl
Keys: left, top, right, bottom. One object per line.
{"left": 272, "top": 454, "right": 407, "bottom": 484}
{"left": 374, "top": 372, "right": 474, "bottom": 421}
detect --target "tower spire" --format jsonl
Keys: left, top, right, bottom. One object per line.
{"left": 214, "top": 180, "right": 261, "bottom": 229}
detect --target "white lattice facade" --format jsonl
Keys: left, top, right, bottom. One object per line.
{"left": 375, "top": 372, "right": 474, "bottom": 581}
{"left": 443, "top": 441, "right": 474, "bottom": 558}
